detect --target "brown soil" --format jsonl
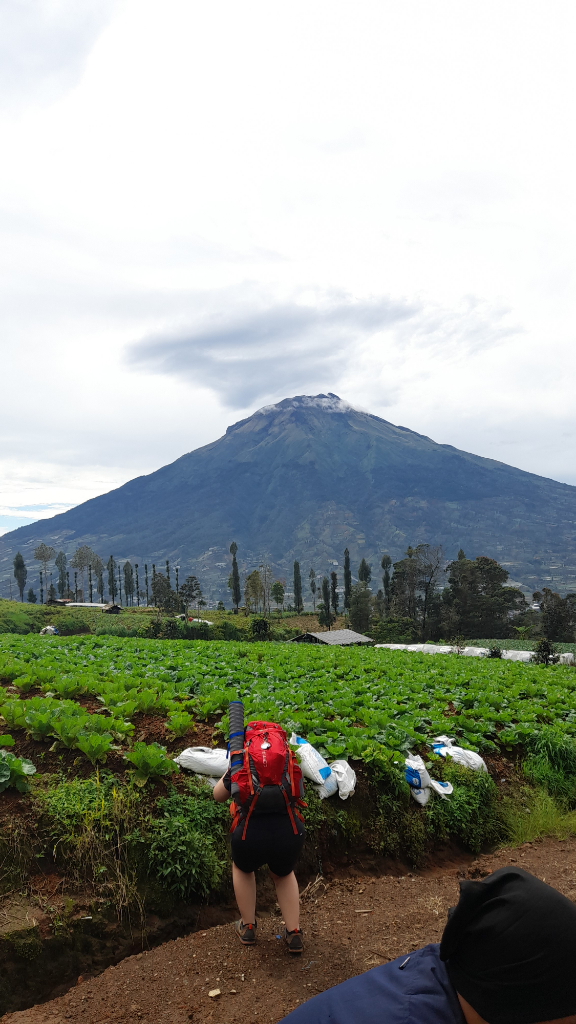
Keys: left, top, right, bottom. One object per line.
{"left": 4, "top": 837, "right": 576, "bottom": 1024}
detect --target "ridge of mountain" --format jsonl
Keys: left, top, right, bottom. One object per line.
{"left": 2, "top": 394, "right": 576, "bottom": 600}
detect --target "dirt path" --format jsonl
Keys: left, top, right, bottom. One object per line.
{"left": 5, "top": 838, "right": 576, "bottom": 1024}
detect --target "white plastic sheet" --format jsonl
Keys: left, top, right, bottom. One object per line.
{"left": 174, "top": 746, "right": 229, "bottom": 776}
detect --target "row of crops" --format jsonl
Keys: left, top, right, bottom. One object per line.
{"left": 1, "top": 634, "right": 576, "bottom": 772}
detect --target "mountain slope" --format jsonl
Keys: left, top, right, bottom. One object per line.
{"left": 2, "top": 394, "right": 576, "bottom": 599}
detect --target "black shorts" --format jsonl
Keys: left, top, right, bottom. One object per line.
{"left": 230, "top": 813, "right": 305, "bottom": 876}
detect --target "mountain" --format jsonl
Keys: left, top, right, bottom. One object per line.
{"left": 2, "top": 394, "right": 576, "bottom": 600}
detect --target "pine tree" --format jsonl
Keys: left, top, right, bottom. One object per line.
{"left": 229, "top": 542, "right": 241, "bottom": 614}
{"left": 330, "top": 571, "right": 339, "bottom": 615}
{"left": 13, "top": 552, "right": 27, "bottom": 602}
{"left": 309, "top": 568, "right": 316, "bottom": 611}
{"left": 27, "top": 587, "right": 37, "bottom": 603}
{"left": 343, "top": 548, "right": 352, "bottom": 610}
{"left": 293, "top": 560, "right": 303, "bottom": 613}
{"left": 55, "top": 551, "right": 67, "bottom": 597}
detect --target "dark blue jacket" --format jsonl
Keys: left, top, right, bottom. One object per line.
{"left": 280, "top": 944, "right": 464, "bottom": 1024}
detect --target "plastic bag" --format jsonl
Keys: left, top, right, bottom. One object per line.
{"left": 329, "top": 760, "right": 356, "bottom": 800}
{"left": 313, "top": 772, "right": 339, "bottom": 800}
{"left": 174, "top": 746, "right": 229, "bottom": 776}
{"left": 290, "top": 733, "right": 331, "bottom": 783}
{"left": 431, "top": 735, "right": 487, "bottom": 773}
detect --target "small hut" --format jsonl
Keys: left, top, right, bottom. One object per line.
{"left": 289, "top": 629, "right": 372, "bottom": 646}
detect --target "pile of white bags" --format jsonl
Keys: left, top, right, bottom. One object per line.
{"left": 404, "top": 754, "right": 453, "bottom": 805}
{"left": 290, "top": 734, "right": 356, "bottom": 800}
{"left": 431, "top": 735, "right": 487, "bottom": 772}
{"left": 174, "top": 746, "right": 229, "bottom": 776}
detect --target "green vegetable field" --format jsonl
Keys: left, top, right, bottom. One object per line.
{"left": 1, "top": 634, "right": 576, "bottom": 764}
{"left": 2, "top": 629, "right": 576, "bottom": 995}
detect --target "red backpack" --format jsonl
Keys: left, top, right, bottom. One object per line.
{"left": 230, "top": 721, "right": 306, "bottom": 839}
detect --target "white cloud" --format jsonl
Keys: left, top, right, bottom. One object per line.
{"left": 0, "top": 0, "right": 119, "bottom": 106}
{"left": 1, "top": 0, "right": 576, "bottom": 514}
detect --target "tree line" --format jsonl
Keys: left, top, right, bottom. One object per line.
{"left": 10, "top": 539, "right": 574, "bottom": 642}
{"left": 9, "top": 545, "right": 208, "bottom": 619}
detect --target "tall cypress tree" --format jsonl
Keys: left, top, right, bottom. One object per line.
{"left": 107, "top": 556, "right": 117, "bottom": 603}
{"left": 309, "top": 568, "right": 316, "bottom": 611}
{"left": 55, "top": 551, "right": 67, "bottom": 597}
{"left": 293, "top": 560, "right": 303, "bottom": 613}
{"left": 13, "top": 552, "right": 27, "bottom": 602}
{"left": 318, "top": 575, "right": 335, "bottom": 629}
{"left": 343, "top": 548, "right": 352, "bottom": 611}
{"left": 358, "top": 558, "right": 372, "bottom": 584}
{"left": 330, "top": 571, "right": 339, "bottom": 615}
{"left": 381, "top": 554, "right": 392, "bottom": 614}
{"left": 229, "top": 542, "right": 241, "bottom": 613}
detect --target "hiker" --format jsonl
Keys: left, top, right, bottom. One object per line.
{"left": 213, "top": 720, "right": 306, "bottom": 954}
{"left": 279, "top": 867, "right": 576, "bottom": 1023}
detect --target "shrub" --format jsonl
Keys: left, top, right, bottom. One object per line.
{"left": 532, "top": 638, "right": 559, "bottom": 665}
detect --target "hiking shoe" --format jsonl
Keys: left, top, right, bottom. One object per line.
{"left": 234, "top": 919, "right": 257, "bottom": 945}
{"left": 282, "top": 927, "right": 304, "bottom": 955}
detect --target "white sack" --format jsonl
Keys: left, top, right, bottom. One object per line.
{"left": 404, "top": 755, "right": 431, "bottom": 791}
{"left": 329, "top": 760, "right": 356, "bottom": 800}
{"left": 405, "top": 753, "right": 454, "bottom": 804}
{"left": 560, "top": 652, "right": 575, "bottom": 665}
{"left": 40, "top": 626, "right": 57, "bottom": 635}
{"left": 290, "top": 733, "right": 332, "bottom": 783}
{"left": 462, "top": 647, "right": 489, "bottom": 657}
{"left": 174, "top": 746, "right": 229, "bottom": 776}
{"left": 314, "top": 772, "right": 339, "bottom": 799}
{"left": 431, "top": 735, "right": 487, "bottom": 773}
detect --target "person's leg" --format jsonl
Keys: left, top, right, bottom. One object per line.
{"left": 269, "top": 870, "right": 300, "bottom": 932}
{"left": 232, "top": 863, "right": 257, "bottom": 924}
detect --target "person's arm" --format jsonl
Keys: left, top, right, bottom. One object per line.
{"left": 213, "top": 773, "right": 230, "bottom": 802}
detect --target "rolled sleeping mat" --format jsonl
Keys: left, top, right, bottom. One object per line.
{"left": 228, "top": 700, "right": 245, "bottom": 797}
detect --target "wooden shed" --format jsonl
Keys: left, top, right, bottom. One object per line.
{"left": 289, "top": 628, "right": 372, "bottom": 646}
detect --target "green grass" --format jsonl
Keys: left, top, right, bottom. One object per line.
{"left": 500, "top": 787, "right": 576, "bottom": 844}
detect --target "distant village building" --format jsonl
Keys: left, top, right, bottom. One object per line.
{"left": 290, "top": 629, "right": 372, "bottom": 647}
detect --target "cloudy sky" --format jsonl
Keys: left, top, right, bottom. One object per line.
{"left": 2, "top": 0, "right": 576, "bottom": 534}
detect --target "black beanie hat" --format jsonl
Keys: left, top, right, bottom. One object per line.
{"left": 440, "top": 867, "right": 576, "bottom": 1024}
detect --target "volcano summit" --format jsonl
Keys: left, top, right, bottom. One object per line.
{"left": 2, "top": 394, "right": 576, "bottom": 599}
